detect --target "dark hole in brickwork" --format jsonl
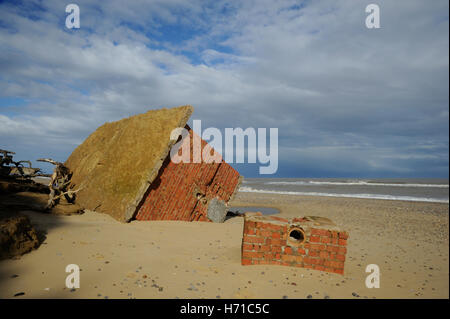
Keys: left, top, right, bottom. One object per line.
{"left": 289, "top": 228, "right": 305, "bottom": 244}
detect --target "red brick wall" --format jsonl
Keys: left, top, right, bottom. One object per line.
{"left": 135, "top": 126, "right": 241, "bottom": 222}
{"left": 241, "top": 214, "right": 349, "bottom": 275}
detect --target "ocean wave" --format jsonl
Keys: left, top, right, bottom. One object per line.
{"left": 238, "top": 186, "right": 449, "bottom": 203}
{"left": 265, "top": 181, "right": 449, "bottom": 188}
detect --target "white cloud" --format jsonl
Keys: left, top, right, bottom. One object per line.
{"left": 0, "top": 0, "right": 448, "bottom": 176}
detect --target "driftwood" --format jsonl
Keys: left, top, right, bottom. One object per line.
{"left": 0, "top": 149, "right": 41, "bottom": 178}
{"left": 37, "top": 158, "right": 78, "bottom": 210}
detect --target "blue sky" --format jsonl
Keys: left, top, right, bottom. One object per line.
{"left": 0, "top": 0, "right": 448, "bottom": 177}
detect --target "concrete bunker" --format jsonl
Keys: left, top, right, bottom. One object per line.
{"left": 64, "top": 105, "right": 241, "bottom": 223}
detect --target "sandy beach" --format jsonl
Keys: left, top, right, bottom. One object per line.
{"left": 0, "top": 192, "right": 448, "bottom": 299}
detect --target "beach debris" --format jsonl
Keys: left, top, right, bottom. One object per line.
{"left": 207, "top": 198, "right": 227, "bottom": 223}
{"left": 9, "top": 160, "right": 41, "bottom": 178}
{"left": 241, "top": 213, "right": 349, "bottom": 275}
{"left": 64, "top": 105, "right": 241, "bottom": 223}
{"left": 1, "top": 149, "right": 41, "bottom": 178}
{"left": 36, "top": 158, "right": 79, "bottom": 209}
{"left": 0, "top": 154, "right": 83, "bottom": 216}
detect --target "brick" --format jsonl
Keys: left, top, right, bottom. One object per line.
{"left": 255, "top": 222, "right": 266, "bottom": 229}
{"left": 269, "top": 239, "right": 285, "bottom": 246}
{"left": 284, "top": 247, "right": 293, "bottom": 254}
{"left": 333, "top": 268, "right": 344, "bottom": 275}
{"left": 245, "top": 228, "right": 256, "bottom": 235}
{"left": 281, "top": 255, "right": 296, "bottom": 262}
{"left": 242, "top": 251, "right": 263, "bottom": 258}
{"left": 271, "top": 246, "right": 282, "bottom": 253}
{"left": 268, "top": 224, "right": 285, "bottom": 231}
{"left": 319, "top": 251, "right": 329, "bottom": 259}
{"left": 309, "top": 258, "right": 320, "bottom": 265}
{"left": 244, "top": 236, "right": 265, "bottom": 244}
{"left": 325, "top": 245, "right": 338, "bottom": 253}
{"left": 316, "top": 258, "right": 325, "bottom": 265}
{"left": 338, "top": 239, "right": 347, "bottom": 246}
{"left": 310, "top": 236, "right": 320, "bottom": 243}
{"left": 336, "top": 254, "right": 346, "bottom": 261}
{"left": 311, "top": 229, "right": 331, "bottom": 237}
{"left": 264, "top": 253, "right": 274, "bottom": 260}
{"left": 320, "top": 236, "right": 331, "bottom": 244}
{"left": 331, "top": 261, "right": 344, "bottom": 269}
{"left": 271, "top": 232, "right": 281, "bottom": 239}
{"left": 241, "top": 259, "right": 252, "bottom": 265}
{"left": 247, "top": 221, "right": 256, "bottom": 228}
{"left": 339, "top": 232, "right": 349, "bottom": 240}
{"left": 242, "top": 243, "right": 254, "bottom": 251}
{"left": 314, "top": 265, "right": 325, "bottom": 271}
{"left": 257, "top": 230, "right": 272, "bottom": 237}
{"left": 310, "top": 243, "right": 326, "bottom": 251}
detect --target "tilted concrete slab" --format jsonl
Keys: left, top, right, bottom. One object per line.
{"left": 65, "top": 105, "right": 193, "bottom": 222}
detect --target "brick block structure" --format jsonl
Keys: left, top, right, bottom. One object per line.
{"left": 135, "top": 126, "right": 241, "bottom": 222}
{"left": 241, "top": 213, "right": 349, "bottom": 274}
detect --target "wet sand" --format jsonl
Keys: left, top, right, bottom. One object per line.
{"left": 0, "top": 192, "right": 448, "bottom": 299}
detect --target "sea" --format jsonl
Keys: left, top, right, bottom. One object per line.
{"left": 238, "top": 178, "right": 449, "bottom": 204}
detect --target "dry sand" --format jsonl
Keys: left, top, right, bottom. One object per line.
{"left": 0, "top": 192, "right": 448, "bottom": 299}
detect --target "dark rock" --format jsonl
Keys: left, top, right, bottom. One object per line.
{"left": 0, "top": 213, "right": 39, "bottom": 260}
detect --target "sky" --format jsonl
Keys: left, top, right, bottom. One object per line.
{"left": 0, "top": 0, "right": 448, "bottom": 178}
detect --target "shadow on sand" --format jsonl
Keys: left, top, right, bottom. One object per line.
{"left": 0, "top": 187, "right": 77, "bottom": 296}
